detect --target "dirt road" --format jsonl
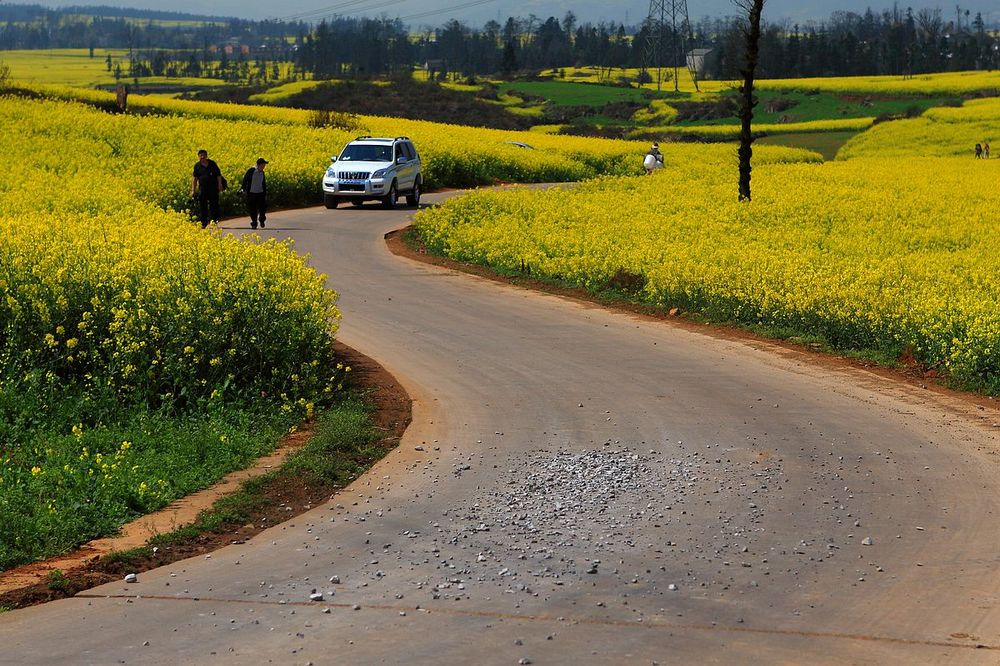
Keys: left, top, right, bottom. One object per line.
{"left": 2, "top": 193, "right": 999, "bottom": 664}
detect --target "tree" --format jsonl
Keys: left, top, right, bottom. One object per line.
{"left": 501, "top": 39, "right": 518, "bottom": 79}
{"left": 734, "top": 0, "right": 764, "bottom": 202}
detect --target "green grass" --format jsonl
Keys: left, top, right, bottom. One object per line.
{"left": 497, "top": 80, "right": 651, "bottom": 107}
{"left": 756, "top": 130, "right": 861, "bottom": 161}
{"left": 45, "top": 569, "right": 70, "bottom": 592}
{"left": 0, "top": 386, "right": 303, "bottom": 571}
{"left": 0, "top": 389, "right": 380, "bottom": 573}
{"left": 148, "top": 394, "right": 379, "bottom": 547}
{"left": 757, "top": 91, "right": 947, "bottom": 124}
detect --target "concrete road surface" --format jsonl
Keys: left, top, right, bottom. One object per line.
{"left": 2, "top": 193, "right": 1000, "bottom": 665}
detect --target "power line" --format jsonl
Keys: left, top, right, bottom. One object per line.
{"left": 397, "top": 0, "right": 501, "bottom": 22}
{"left": 271, "top": 0, "right": 406, "bottom": 22}
{"left": 272, "top": 0, "right": 501, "bottom": 26}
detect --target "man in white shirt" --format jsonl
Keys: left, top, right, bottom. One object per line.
{"left": 241, "top": 158, "right": 268, "bottom": 229}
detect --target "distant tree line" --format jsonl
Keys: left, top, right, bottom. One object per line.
{"left": 0, "top": 5, "right": 304, "bottom": 51}
{"left": 299, "top": 8, "right": 999, "bottom": 82}
{"left": 705, "top": 6, "right": 1000, "bottom": 79}
{"left": 295, "top": 15, "right": 643, "bottom": 80}
{"left": 1, "top": 3, "right": 998, "bottom": 82}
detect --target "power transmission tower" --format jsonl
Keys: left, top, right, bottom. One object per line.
{"left": 644, "top": 0, "right": 699, "bottom": 92}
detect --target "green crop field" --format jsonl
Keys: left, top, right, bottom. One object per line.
{"left": 756, "top": 130, "right": 861, "bottom": 161}
{"left": 497, "top": 80, "right": 654, "bottom": 106}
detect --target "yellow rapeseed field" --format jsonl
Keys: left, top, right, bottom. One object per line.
{"left": 1, "top": 91, "right": 350, "bottom": 566}
{"left": 0, "top": 94, "right": 341, "bottom": 408}
{"left": 840, "top": 98, "right": 1000, "bottom": 159}
{"left": 755, "top": 70, "right": 1000, "bottom": 96}
{"left": 11, "top": 82, "right": 655, "bottom": 186}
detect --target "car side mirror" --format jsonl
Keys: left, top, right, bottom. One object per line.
{"left": 330, "top": 156, "right": 337, "bottom": 162}
{"left": 397, "top": 157, "right": 406, "bottom": 164}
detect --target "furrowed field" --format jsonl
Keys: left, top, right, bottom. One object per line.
{"left": 0, "top": 84, "right": 687, "bottom": 570}
{"left": 415, "top": 96, "right": 1000, "bottom": 393}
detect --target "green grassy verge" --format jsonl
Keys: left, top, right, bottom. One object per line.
{"left": 106, "top": 393, "right": 382, "bottom": 564}
{"left": 497, "top": 80, "right": 653, "bottom": 106}
{"left": 0, "top": 387, "right": 306, "bottom": 571}
{"left": 756, "top": 130, "right": 860, "bottom": 160}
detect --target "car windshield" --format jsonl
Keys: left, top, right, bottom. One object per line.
{"left": 339, "top": 144, "right": 392, "bottom": 162}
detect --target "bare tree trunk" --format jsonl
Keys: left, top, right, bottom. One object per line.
{"left": 736, "top": 0, "right": 765, "bottom": 202}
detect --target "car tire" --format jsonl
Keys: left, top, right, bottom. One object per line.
{"left": 324, "top": 195, "right": 339, "bottom": 209}
{"left": 405, "top": 179, "right": 421, "bottom": 207}
{"left": 382, "top": 181, "right": 398, "bottom": 209}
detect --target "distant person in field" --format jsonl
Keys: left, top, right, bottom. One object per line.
{"left": 241, "top": 157, "right": 268, "bottom": 230}
{"left": 644, "top": 142, "right": 664, "bottom": 174}
{"left": 191, "top": 149, "right": 223, "bottom": 228}
{"left": 975, "top": 143, "right": 983, "bottom": 159}
{"left": 984, "top": 141, "right": 991, "bottom": 159}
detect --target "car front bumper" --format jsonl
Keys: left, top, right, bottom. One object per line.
{"left": 322, "top": 178, "right": 387, "bottom": 197}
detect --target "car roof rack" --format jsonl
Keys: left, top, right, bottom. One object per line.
{"left": 355, "top": 135, "right": 371, "bottom": 140}
{"left": 394, "top": 136, "right": 410, "bottom": 141}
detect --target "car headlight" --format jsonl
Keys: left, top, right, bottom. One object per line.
{"left": 325, "top": 166, "right": 337, "bottom": 177}
{"left": 371, "top": 169, "right": 387, "bottom": 179}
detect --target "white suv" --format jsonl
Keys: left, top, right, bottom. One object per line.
{"left": 322, "top": 136, "right": 422, "bottom": 209}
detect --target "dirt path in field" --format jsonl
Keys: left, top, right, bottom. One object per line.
{"left": 2, "top": 192, "right": 1000, "bottom": 665}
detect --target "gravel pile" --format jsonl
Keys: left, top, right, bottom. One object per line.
{"left": 467, "top": 449, "right": 683, "bottom": 552}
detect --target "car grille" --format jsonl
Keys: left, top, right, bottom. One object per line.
{"left": 339, "top": 171, "right": 370, "bottom": 180}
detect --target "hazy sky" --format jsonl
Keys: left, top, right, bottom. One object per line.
{"left": 30, "top": 1, "right": 1000, "bottom": 26}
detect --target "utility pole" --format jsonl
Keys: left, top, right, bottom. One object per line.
{"left": 644, "top": 0, "right": 699, "bottom": 92}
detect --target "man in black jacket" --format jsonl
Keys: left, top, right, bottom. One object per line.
{"left": 191, "top": 149, "right": 223, "bottom": 228}
{"left": 241, "top": 158, "right": 268, "bottom": 229}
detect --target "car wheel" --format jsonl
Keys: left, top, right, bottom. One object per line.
{"left": 324, "top": 195, "right": 339, "bottom": 209}
{"left": 405, "top": 180, "right": 421, "bottom": 207}
{"left": 382, "top": 182, "right": 398, "bottom": 209}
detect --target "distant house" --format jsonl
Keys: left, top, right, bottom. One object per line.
{"left": 686, "top": 48, "right": 712, "bottom": 77}
{"left": 424, "top": 58, "right": 447, "bottom": 80}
